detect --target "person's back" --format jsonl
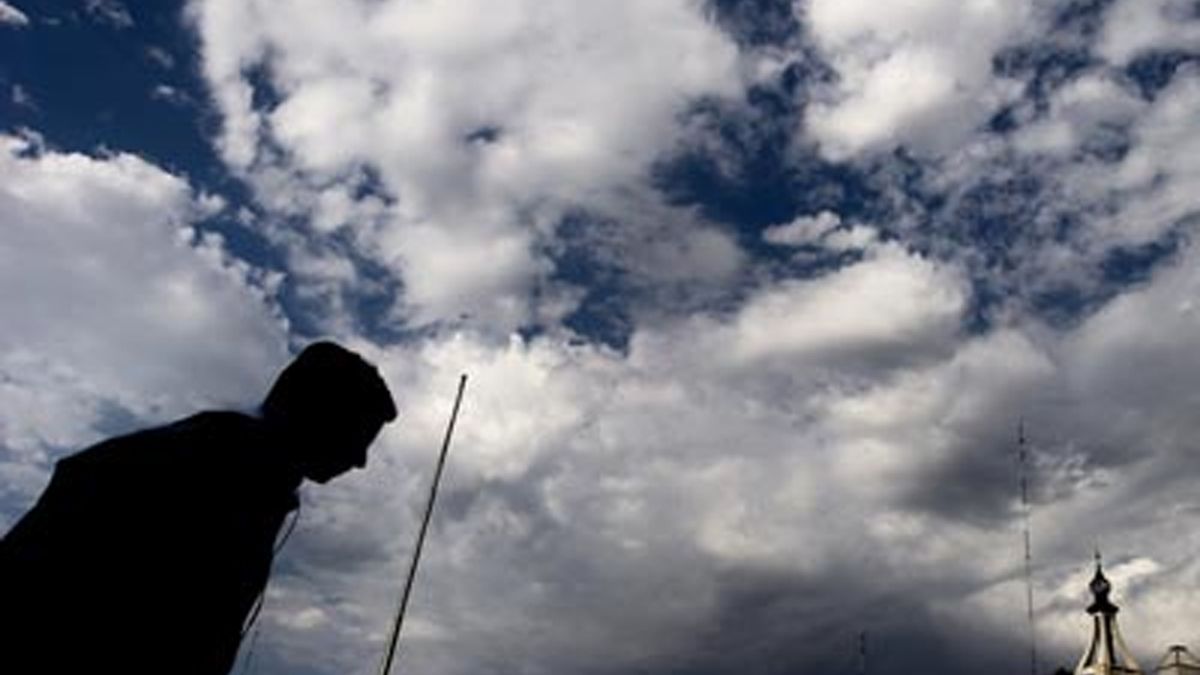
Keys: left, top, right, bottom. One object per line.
{"left": 0, "top": 342, "right": 397, "bottom": 674}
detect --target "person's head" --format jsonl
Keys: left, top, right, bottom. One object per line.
{"left": 261, "top": 341, "right": 398, "bottom": 483}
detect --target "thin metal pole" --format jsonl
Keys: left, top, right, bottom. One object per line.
{"left": 1018, "top": 420, "right": 1038, "bottom": 675}
{"left": 378, "top": 374, "right": 468, "bottom": 675}
{"left": 858, "top": 630, "right": 867, "bottom": 675}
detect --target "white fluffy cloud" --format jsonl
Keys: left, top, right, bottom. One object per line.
{"left": 0, "top": 1, "right": 28, "bottom": 27}
{"left": 1012, "top": 71, "right": 1145, "bottom": 158}
{"left": 1064, "top": 225, "right": 1200, "bottom": 448}
{"left": 762, "top": 210, "right": 879, "bottom": 251}
{"left": 1016, "top": 68, "right": 1200, "bottom": 258}
{"left": 801, "top": 0, "right": 1033, "bottom": 158}
{"left": 1093, "top": 71, "right": 1200, "bottom": 247}
{"left": 879, "top": 7, "right": 1200, "bottom": 312}
{"left": 1098, "top": 0, "right": 1200, "bottom": 65}
{"left": 0, "top": 133, "right": 289, "bottom": 525}
{"left": 186, "top": 0, "right": 746, "bottom": 331}
{"left": 762, "top": 210, "right": 841, "bottom": 246}
{"left": 728, "top": 243, "right": 965, "bottom": 366}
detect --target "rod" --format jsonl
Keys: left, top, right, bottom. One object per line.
{"left": 1018, "top": 420, "right": 1038, "bottom": 675}
{"left": 378, "top": 374, "right": 469, "bottom": 675}
{"left": 858, "top": 630, "right": 867, "bottom": 675}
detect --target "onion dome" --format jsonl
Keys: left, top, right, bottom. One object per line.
{"left": 1074, "top": 553, "right": 1143, "bottom": 675}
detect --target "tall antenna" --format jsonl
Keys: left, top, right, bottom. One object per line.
{"left": 378, "top": 374, "right": 469, "bottom": 675}
{"left": 1019, "top": 420, "right": 1038, "bottom": 675}
{"left": 858, "top": 630, "right": 868, "bottom": 675}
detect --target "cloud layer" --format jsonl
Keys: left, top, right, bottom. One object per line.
{"left": 255, "top": 235, "right": 1200, "bottom": 674}
{"left": 802, "top": 0, "right": 1033, "bottom": 158}
{"left": 2, "top": 1, "right": 1200, "bottom": 674}
{"left": 188, "top": 0, "right": 747, "bottom": 331}
{"left": 0, "top": 133, "right": 288, "bottom": 526}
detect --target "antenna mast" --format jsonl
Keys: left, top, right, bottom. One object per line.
{"left": 1019, "top": 421, "right": 1038, "bottom": 675}
{"left": 378, "top": 374, "right": 469, "bottom": 675}
{"left": 858, "top": 630, "right": 868, "bottom": 675}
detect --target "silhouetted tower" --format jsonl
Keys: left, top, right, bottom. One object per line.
{"left": 1074, "top": 553, "right": 1143, "bottom": 675}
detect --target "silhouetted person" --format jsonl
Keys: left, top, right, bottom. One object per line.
{"left": 0, "top": 341, "right": 397, "bottom": 674}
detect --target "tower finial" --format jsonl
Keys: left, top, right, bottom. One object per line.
{"left": 1075, "top": 553, "right": 1140, "bottom": 674}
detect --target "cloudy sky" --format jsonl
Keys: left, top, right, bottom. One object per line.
{"left": 3, "top": 0, "right": 1200, "bottom": 673}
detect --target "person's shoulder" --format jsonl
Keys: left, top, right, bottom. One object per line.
{"left": 155, "top": 411, "right": 276, "bottom": 463}
{"left": 173, "top": 410, "right": 264, "bottom": 437}
{"left": 58, "top": 411, "right": 265, "bottom": 471}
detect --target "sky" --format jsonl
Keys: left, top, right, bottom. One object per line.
{"left": 2, "top": 0, "right": 1200, "bottom": 673}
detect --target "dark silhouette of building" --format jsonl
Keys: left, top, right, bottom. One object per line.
{"left": 0, "top": 341, "right": 397, "bottom": 674}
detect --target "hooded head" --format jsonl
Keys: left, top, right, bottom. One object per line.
{"left": 261, "top": 342, "right": 398, "bottom": 483}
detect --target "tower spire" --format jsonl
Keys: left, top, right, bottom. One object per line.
{"left": 1073, "top": 555, "right": 1143, "bottom": 674}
